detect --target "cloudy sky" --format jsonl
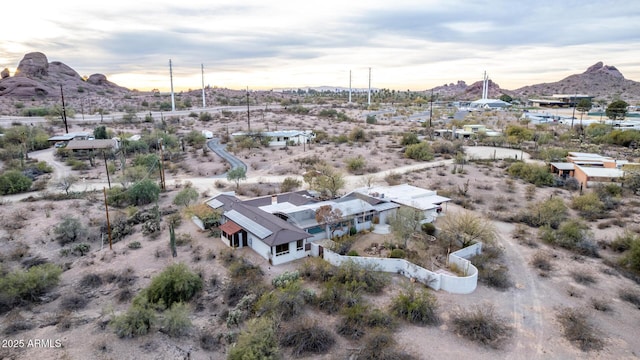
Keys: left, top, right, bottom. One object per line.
{"left": 3, "top": 0, "right": 640, "bottom": 92}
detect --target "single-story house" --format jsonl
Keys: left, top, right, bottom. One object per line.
{"left": 48, "top": 132, "right": 91, "bottom": 143}
{"left": 573, "top": 165, "right": 624, "bottom": 188}
{"left": 65, "top": 138, "right": 120, "bottom": 153}
{"left": 549, "top": 162, "right": 575, "bottom": 179}
{"left": 350, "top": 184, "right": 451, "bottom": 224}
{"left": 231, "top": 130, "right": 315, "bottom": 147}
{"left": 204, "top": 188, "right": 408, "bottom": 265}
{"left": 467, "top": 99, "right": 511, "bottom": 110}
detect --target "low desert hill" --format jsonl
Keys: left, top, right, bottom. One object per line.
{"left": 0, "top": 52, "right": 129, "bottom": 98}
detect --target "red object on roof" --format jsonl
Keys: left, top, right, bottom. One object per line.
{"left": 219, "top": 221, "right": 242, "bottom": 235}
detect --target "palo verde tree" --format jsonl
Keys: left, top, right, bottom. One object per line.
{"left": 389, "top": 207, "right": 425, "bottom": 248}
{"left": 439, "top": 210, "right": 497, "bottom": 249}
{"left": 303, "top": 164, "right": 345, "bottom": 199}
{"left": 576, "top": 98, "right": 592, "bottom": 123}
{"left": 226, "top": 166, "right": 247, "bottom": 190}
{"left": 606, "top": 100, "right": 629, "bottom": 120}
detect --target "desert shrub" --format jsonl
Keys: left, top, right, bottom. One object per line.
{"left": 128, "top": 241, "right": 142, "bottom": 249}
{"left": 530, "top": 251, "right": 554, "bottom": 273}
{"left": 590, "top": 298, "right": 612, "bottom": 312}
{"left": 610, "top": 231, "right": 638, "bottom": 252}
{"left": 80, "top": 273, "right": 103, "bottom": 289}
{"left": 60, "top": 294, "right": 89, "bottom": 311}
{"left": 540, "top": 220, "right": 598, "bottom": 257}
{"left": 256, "top": 282, "right": 309, "bottom": 321}
{"left": 348, "top": 127, "right": 367, "bottom": 142}
{"left": 72, "top": 242, "right": 91, "bottom": 256}
{"left": 199, "top": 330, "right": 221, "bottom": 351}
{"left": 470, "top": 245, "right": 512, "bottom": 290}
{"left": 571, "top": 192, "right": 606, "bottom": 220}
{"left": 162, "top": 302, "right": 192, "bottom": 337}
{"left": 0, "top": 263, "right": 62, "bottom": 311}
{"left": 346, "top": 249, "right": 359, "bottom": 256}
{"left": 335, "top": 261, "right": 388, "bottom": 294}
{"left": 390, "top": 285, "right": 440, "bottom": 325}
{"left": 280, "top": 319, "right": 335, "bottom": 357}
{"left": 0, "top": 170, "right": 32, "bottom": 195}
{"left": 619, "top": 236, "right": 640, "bottom": 274}
{"left": 507, "top": 162, "right": 554, "bottom": 186}
{"left": 618, "top": 287, "right": 640, "bottom": 309}
{"left": 317, "top": 282, "right": 357, "bottom": 314}
{"left": 346, "top": 156, "right": 367, "bottom": 174}
{"left": 520, "top": 197, "right": 568, "bottom": 229}
{"left": 228, "top": 317, "right": 279, "bottom": 360}
{"left": 357, "top": 331, "right": 416, "bottom": 360}
{"left": 404, "top": 142, "right": 434, "bottom": 161}
{"left": 280, "top": 177, "right": 301, "bottom": 193}
{"left": 421, "top": 222, "right": 436, "bottom": 235}
{"left": 389, "top": 248, "right": 406, "bottom": 258}
{"left": 298, "top": 258, "right": 336, "bottom": 282}
{"left": 400, "top": 132, "right": 420, "bottom": 146}
{"left": 54, "top": 216, "right": 88, "bottom": 245}
{"left": 272, "top": 271, "right": 300, "bottom": 288}
{"left": 111, "top": 298, "right": 156, "bottom": 338}
{"left": 144, "top": 263, "right": 203, "bottom": 307}
{"left": 450, "top": 304, "right": 512, "bottom": 349}
{"left": 570, "top": 271, "right": 597, "bottom": 285}
{"left": 556, "top": 307, "right": 604, "bottom": 351}
{"left": 336, "top": 303, "right": 370, "bottom": 340}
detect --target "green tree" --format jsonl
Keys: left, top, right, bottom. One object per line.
{"left": 576, "top": 98, "right": 592, "bottom": 123}
{"left": 439, "top": 210, "right": 497, "bottom": 248}
{"left": 304, "top": 164, "right": 345, "bottom": 198}
{"left": 499, "top": 94, "right": 513, "bottom": 103}
{"left": 128, "top": 179, "right": 161, "bottom": 205}
{"left": 173, "top": 186, "right": 199, "bottom": 207}
{"left": 606, "top": 100, "right": 629, "bottom": 120}
{"left": 390, "top": 207, "right": 425, "bottom": 247}
{"left": 93, "top": 125, "right": 108, "bottom": 139}
{"left": 0, "top": 170, "right": 32, "bottom": 195}
{"left": 227, "top": 167, "right": 247, "bottom": 190}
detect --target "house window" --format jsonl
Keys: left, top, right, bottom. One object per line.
{"left": 307, "top": 226, "right": 323, "bottom": 234}
{"left": 275, "top": 243, "right": 289, "bottom": 256}
{"left": 297, "top": 240, "right": 303, "bottom": 251}
{"left": 364, "top": 213, "right": 373, "bottom": 222}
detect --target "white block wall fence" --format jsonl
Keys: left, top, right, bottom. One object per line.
{"left": 312, "top": 242, "right": 482, "bottom": 294}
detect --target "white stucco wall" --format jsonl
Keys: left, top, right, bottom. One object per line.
{"left": 319, "top": 242, "right": 483, "bottom": 294}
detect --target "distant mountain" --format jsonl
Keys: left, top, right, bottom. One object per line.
{"left": 512, "top": 62, "right": 640, "bottom": 100}
{"left": 427, "top": 62, "right": 640, "bottom": 101}
{"left": 0, "top": 52, "right": 129, "bottom": 97}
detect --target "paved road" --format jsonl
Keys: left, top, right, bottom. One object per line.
{"left": 206, "top": 138, "right": 247, "bottom": 177}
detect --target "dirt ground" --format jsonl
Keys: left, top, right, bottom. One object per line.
{"left": 1, "top": 109, "right": 640, "bottom": 359}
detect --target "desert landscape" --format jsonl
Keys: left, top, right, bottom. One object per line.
{"left": 0, "top": 52, "right": 640, "bottom": 360}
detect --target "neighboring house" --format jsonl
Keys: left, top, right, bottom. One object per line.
{"left": 350, "top": 184, "right": 451, "bottom": 224}
{"left": 64, "top": 138, "right": 120, "bottom": 154}
{"left": 467, "top": 98, "right": 511, "bottom": 110}
{"left": 434, "top": 125, "right": 501, "bottom": 139}
{"left": 231, "top": 130, "right": 315, "bottom": 147}
{"left": 528, "top": 94, "right": 593, "bottom": 108}
{"left": 550, "top": 152, "right": 630, "bottom": 188}
{"left": 48, "top": 132, "right": 92, "bottom": 144}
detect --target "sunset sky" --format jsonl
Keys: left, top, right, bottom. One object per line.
{"left": 3, "top": 0, "right": 640, "bottom": 92}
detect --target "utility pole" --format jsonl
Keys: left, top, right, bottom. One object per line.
{"left": 571, "top": 93, "right": 577, "bottom": 129}
{"left": 103, "top": 187, "right": 113, "bottom": 250}
{"left": 201, "top": 63, "right": 206, "bottom": 108}
{"left": 103, "top": 151, "right": 111, "bottom": 189}
{"left": 349, "top": 70, "right": 352, "bottom": 103}
{"left": 169, "top": 59, "right": 176, "bottom": 112}
{"left": 60, "top": 85, "right": 69, "bottom": 133}
{"left": 367, "top": 67, "right": 371, "bottom": 106}
{"left": 246, "top": 86, "right": 251, "bottom": 131}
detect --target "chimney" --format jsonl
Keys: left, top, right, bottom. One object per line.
{"left": 271, "top": 195, "right": 277, "bottom": 205}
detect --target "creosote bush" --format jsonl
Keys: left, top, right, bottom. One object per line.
{"left": 450, "top": 304, "right": 512, "bottom": 349}
{"left": 162, "top": 302, "right": 192, "bottom": 337}
{"left": 280, "top": 319, "right": 335, "bottom": 357}
{"left": 556, "top": 307, "right": 604, "bottom": 352}
{"left": 390, "top": 285, "right": 440, "bottom": 326}
{"left": 228, "top": 317, "right": 279, "bottom": 360}
{"left": 143, "top": 263, "right": 203, "bottom": 307}
{"left": 0, "top": 263, "right": 62, "bottom": 312}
